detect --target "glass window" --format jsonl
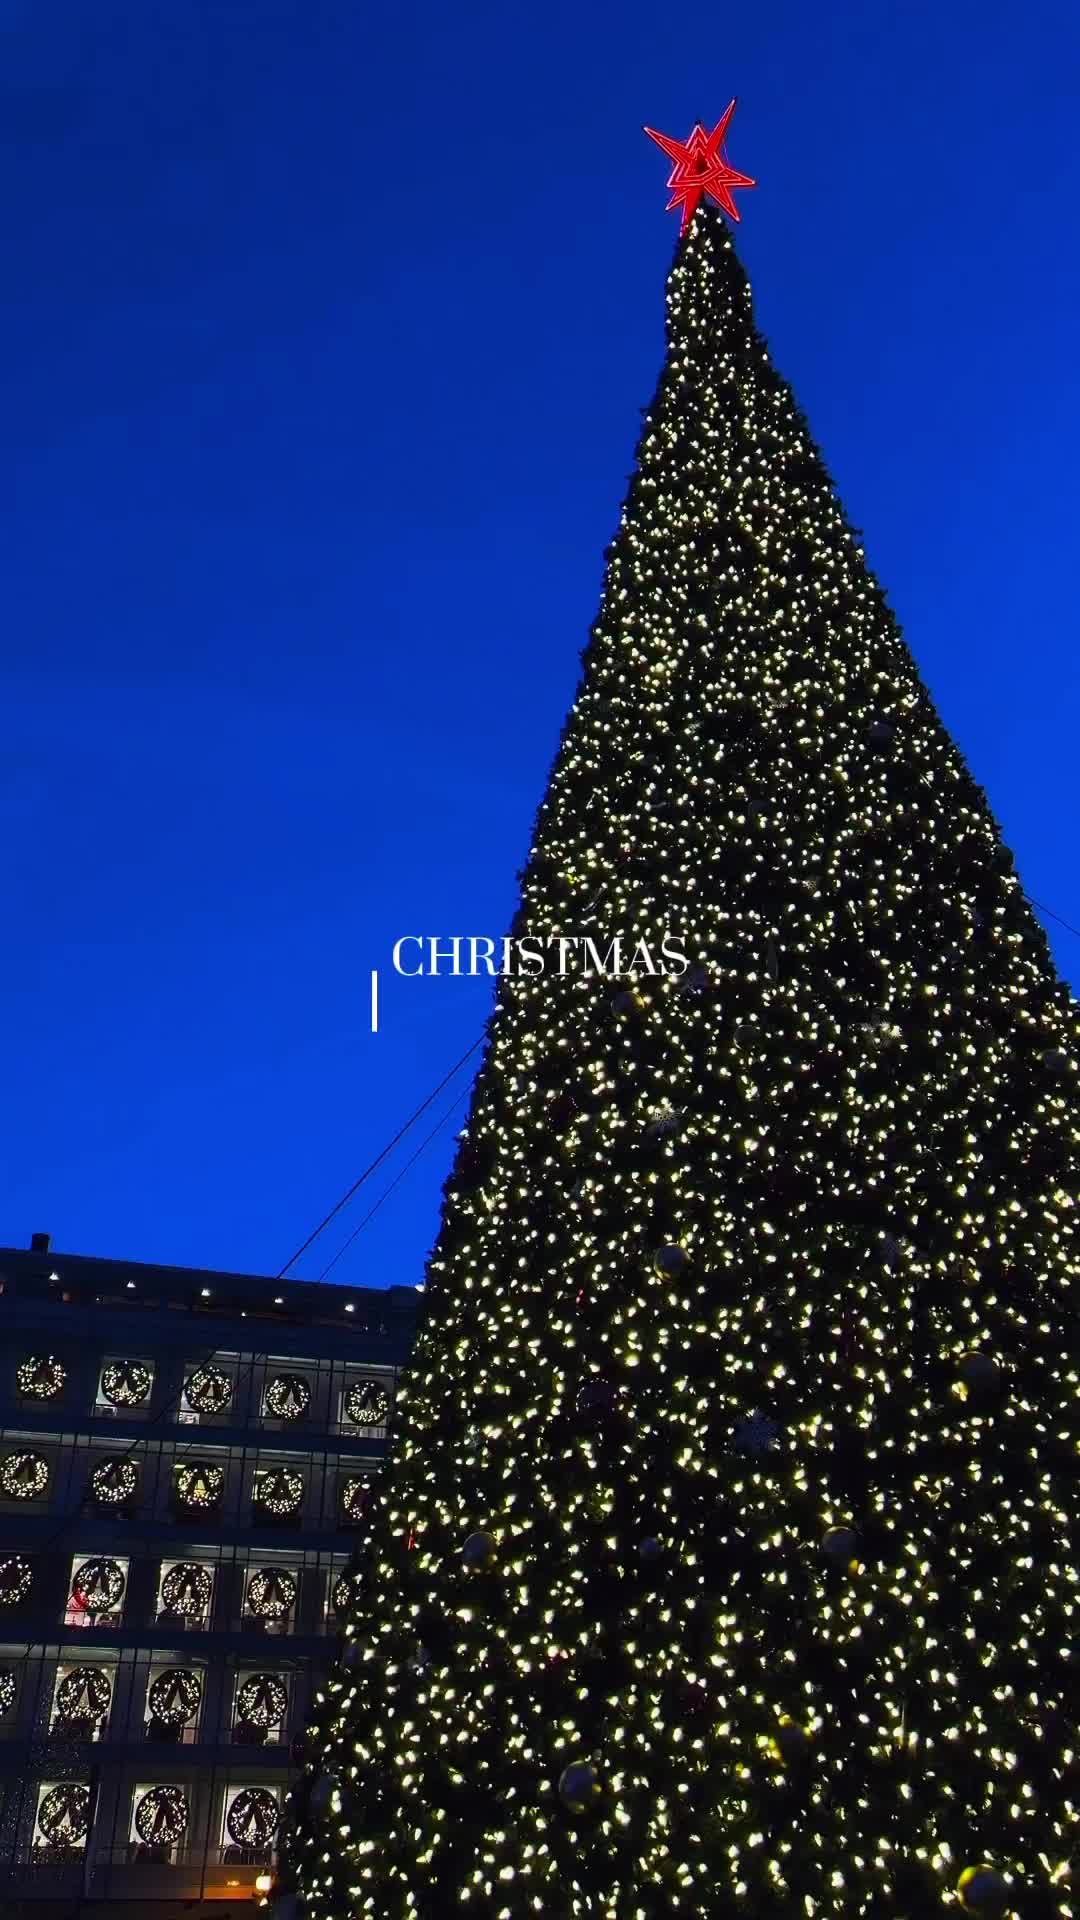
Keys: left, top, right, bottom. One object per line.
{"left": 181, "top": 1364, "right": 236, "bottom": 1423}
{"left": 156, "top": 1559, "right": 214, "bottom": 1626}
{"left": 50, "top": 1663, "right": 112, "bottom": 1739}
{"left": 129, "top": 1784, "right": 190, "bottom": 1862}
{"left": 96, "top": 1358, "right": 154, "bottom": 1414}
{"left": 243, "top": 1564, "right": 298, "bottom": 1633}
{"left": 145, "top": 1664, "right": 204, "bottom": 1744}
{"left": 261, "top": 1373, "right": 312, "bottom": 1423}
{"left": 34, "top": 1782, "right": 92, "bottom": 1857}
{"left": 233, "top": 1671, "right": 289, "bottom": 1744}
{"left": 221, "top": 1783, "right": 279, "bottom": 1861}
{"left": 65, "top": 1555, "right": 129, "bottom": 1627}
{"left": 339, "top": 1375, "right": 391, "bottom": 1430}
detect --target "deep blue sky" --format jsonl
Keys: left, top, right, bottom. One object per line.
{"left": 2, "top": 0, "right": 1077, "bottom": 1288}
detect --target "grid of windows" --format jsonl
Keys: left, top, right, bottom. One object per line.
{"left": 0, "top": 1249, "right": 417, "bottom": 1905}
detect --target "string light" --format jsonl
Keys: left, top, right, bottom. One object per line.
{"left": 344, "top": 1380, "right": 391, "bottom": 1427}
{"left": 254, "top": 1467, "right": 305, "bottom": 1517}
{"left": 283, "top": 202, "right": 1079, "bottom": 1920}
{"left": 70, "top": 1557, "right": 126, "bottom": 1614}
{"left": 35, "top": 1784, "right": 91, "bottom": 1850}
{"left": 174, "top": 1462, "right": 225, "bottom": 1511}
{"left": 16, "top": 1354, "right": 65, "bottom": 1400}
{"left": 0, "top": 1452, "right": 50, "bottom": 1500}
{"left": 340, "top": 1476, "right": 371, "bottom": 1523}
{"left": 90, "top": 1457, "right": 139, "bottom": 1506}
{"left": 147, "top": 1668, "right": 203, "bottom": 1727}
{"left": 226, "top": 1786, "right": 280, "bottom": 1847}
{"left": 184, "top": 1365, "right": 234, "bottom": 1414}
{"left": 133, "top": 1785, "right": 189, "bottom": 1846}
{"left": 160, "top": 1562, "right": 213, "bottom": 1618}
{"left": 100, "top": 1360, "right": 153, "bottom": 1407}
{"left": 246, "top": 1568, "right": 298, "bottom": 1622}
{"left": 0, "top": 1558, "right": 33, "bottom": 1609}
{"left": 263, "top": 1375, "right": 311, "bottom": 1421}
{"left": 236, "top": 1672, "right": 289, "bottom": 1729}
{"left": 55, "top": 1666, "right": 112, "bottom": 1724}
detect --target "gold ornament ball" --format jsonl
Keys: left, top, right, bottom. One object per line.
{"left": 957, "top": 1865, "right": 1010, "bottom": 1913}
{"left": 558, "top": 1761, "right": 602, "bottom": 1814}
{"left": 462, "top": 1530, "right": 497, "bottom": 1571}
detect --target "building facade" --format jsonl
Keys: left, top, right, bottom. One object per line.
{"left": 0, "top": 1236, "right": 419, "bottom": 1917}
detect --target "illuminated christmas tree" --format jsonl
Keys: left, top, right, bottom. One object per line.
{"left": 285, "top": 110, "right": 1078, "bottom": 1920}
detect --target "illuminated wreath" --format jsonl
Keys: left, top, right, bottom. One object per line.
{"left": 226, "top": 1786, "right": 279, "bottom": 1848}
{"left": 174, "top": 1462, "right": 225, "bottom": 1510}
{"left": 253, "top": 1467, "right": 304, "bottom": 1517}
{"left": 340, "top": 1475, "right": 370, "bottom": 1523}
{"left": 331, "top": 1569, "right": 361, "bottom": 1618}
{"left": 0, "top": 1669, "right": 16, "bottom": 1716}
{"left": 55, "top": 1666, "right": 112, "bottom": 1723}
{"left": 100, "top": 1360, "right": 153, "bottom": 1407}
{"left": 236, "top": 1672, "right": 288, "bottom": 1728}
{"left": 0, "top": 1557, "right": 33, "bottom": 1608}
{"left": 17, "top": 1354, "right": 66, "bottom": 1400}
{"left": 0, "top": 1452, "right": 50, "bottom": 1501}
{"left": 90, "top": 1457, "right": 139, "bottom": 1506}
{"left": 147, "top": 1668, "right": 202, "bottom": 1727}
{"left": 160, "top": 1562, "right": 213, "bottom": 1617}
{"left": 37, "top": 1783, "right": 91, "bottom": 1848}
{"left": 344, "top": 1379, "right": 390, "bottom": 1426}
{"left": 133, "top": 1784, "right": 189, "bottom": 1846}
{"left": 184, "top": 1366, "right": 233, "bottom": 1415}
{"left": 71, "top": 1557, "right": 126, "bottom": 1613}
{"left": 245, "top": 1567, "right": 297, "bottom": 1621}
{"left": 263, "top": 1374, "right": 311, "bottom": 1421}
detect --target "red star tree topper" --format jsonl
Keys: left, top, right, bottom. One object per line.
{"left": 644, "top": 101, "right": 755, "bottom": 230}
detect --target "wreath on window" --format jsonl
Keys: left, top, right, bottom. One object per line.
{"left": 263, "top": 1374, "right": 311, "bottom": 1421}
{"left": 174, "top": 1462, "right": 225, "bottom": 1510}
{"left": 100, "top": 1360, "right": 153, "bottom": 1407}
{"left": 253, "top": 1466, "right": 304, "bottom": 1517}
{"left": 0, "top": 1557, "right": 33, "bottom": 1609}
{"left": 160, "top": 1562, "right": 213, "bottom": 1617}
{"left": 331, "top": 1569, "right": 362, "bottom": 1618}
{"left": 17, "top": 1354, "right": 66, "bottom": 1400}
{"left": 0, "top": 1451, "right": 50, "bottom": 1501}
{"left": 147, "top": 1668, "right": 202, "bottom": 1727}
{"left": 37, "top": 1783, "right": 91, "bottom": 1848}
{"left": 133, "top": 1784, "right": 189, "bottom": 1845}
{"left": 184, "top": 1366, "right": 233, "bottom": 1415}
{"left": 55, "top": 1666, "right": 112, "bottom": 1723}
{"left": 235, "top": 1672, "right": 288, "bottom": 1729}
{"left": 0, "top": 1669, "right": 16, "bottom": 1716}
{"left": 344, "top": 1379, "right": 390, "bottom": 1426}
{"left": 245, "top": 1567, "right": 297, "bottom": 1621}
{"left": 71, "top": 1557, "right": 126, "bottom": 1613}
{"left": 226, "top": 1786, "right": 279, "bottom": 1847}
{"left": 340, "top": 1475, "right": 370, "bottom": 1523}
{"left": 90, "top": 1457, "right": 139, "bottom": 1507}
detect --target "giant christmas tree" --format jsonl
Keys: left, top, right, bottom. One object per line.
{"left": 286, "top": 112, "right": 1078, "bottom": 1920}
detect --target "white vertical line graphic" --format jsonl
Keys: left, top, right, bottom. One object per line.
{"left": 371, "top": 969, "right": 379, "bottom": 1034}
